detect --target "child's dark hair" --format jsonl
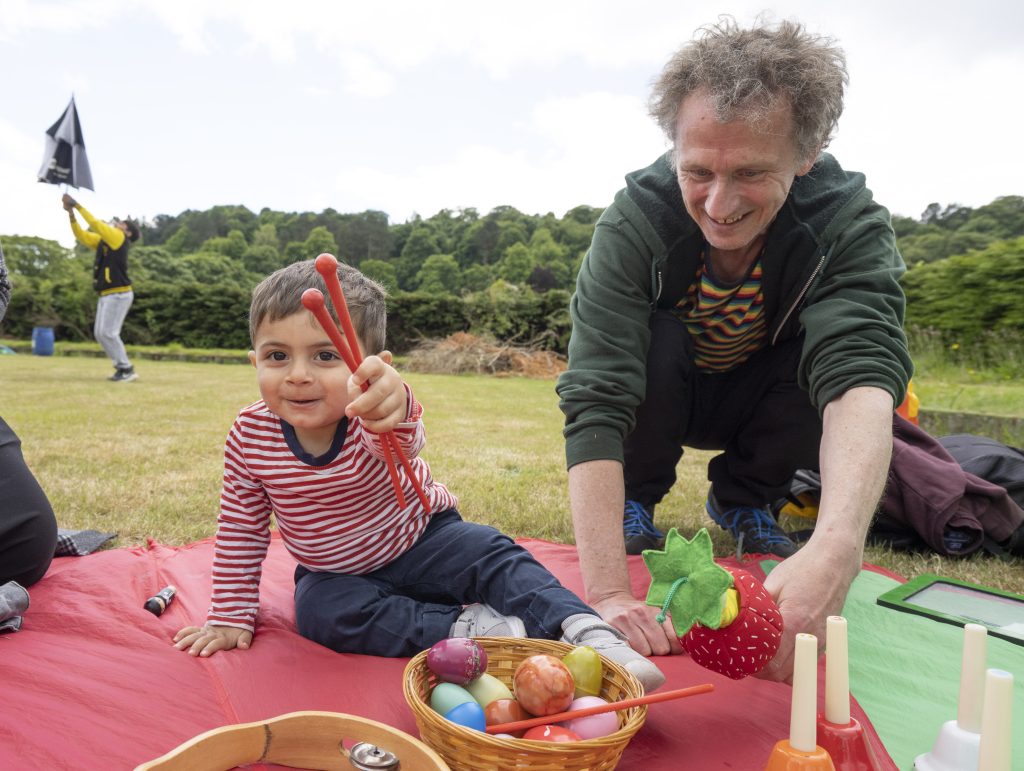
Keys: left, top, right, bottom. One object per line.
{"left": 248, "top": 259, "right": 388, "bottom": 354}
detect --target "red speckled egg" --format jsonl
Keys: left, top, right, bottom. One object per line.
{"left": 483, "top": 698, "right": 530, "bottom": 737}
{"left": 426, "top": 638, "right": 488, "bottom": 685}
{"left": 513, "top": 654, "right": 575, "bottom": 716}
{"left": 522, "top": 724, "right": 582, "bottom": 743}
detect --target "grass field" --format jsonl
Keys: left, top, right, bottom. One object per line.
{"left": 2, "top": 353, "right": 1022, "bottom": 595}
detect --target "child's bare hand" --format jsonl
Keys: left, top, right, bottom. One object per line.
{"left": 173, "top": 624, "right": 253, "bottom": 657}
{"left": 346, "top": 352, "right": 407, "bottom": 433}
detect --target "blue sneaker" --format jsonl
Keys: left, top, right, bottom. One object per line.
{"left": 706, "top": 490, "right": 798, "bottom": 558}
{"left": 623, "top": 500, "right": 664, "bottom": 555}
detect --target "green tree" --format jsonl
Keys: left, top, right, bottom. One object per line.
{"left": 416, "top": 254, "right": 463, "bottom": 295}
{"left": 361, "top": 259, "right": 399, "bottom": 293}
{"left": 1, "top": 236, "right": 73, "bottom": 278}
{"left": 303, "top": 226, "right": 339, "bottom": 261}
{"left": 462, "top": 263, "right": 494, "bottom": 293}
{"left": 394, "top": 227, "right": 442, "bottom": 290}
{"left": 497, "top": 242, "right": 536, "bottom": 284}
{"left": 242, "top": 245, "right": 282, "bottom": 276}
{"left": 202, "top": 229, "right": 248, "bottom": 259}
{"left": 903, "top": 236, "right": 1024, "bottom": 339}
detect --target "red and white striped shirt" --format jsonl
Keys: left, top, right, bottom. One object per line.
{"left": 207, "top": 395, "right": 457, "bottom": 631}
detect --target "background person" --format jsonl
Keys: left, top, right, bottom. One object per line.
{"left": 556, "top": 17, "right": 913, "bottom": 680}
{"left": 61, "top": 193, "right": 140, "bottom": 382}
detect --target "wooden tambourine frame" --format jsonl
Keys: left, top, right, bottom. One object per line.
{"left": 134, "top": 710, "right": 449, "bottom": 771}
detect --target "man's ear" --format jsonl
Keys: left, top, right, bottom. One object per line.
{"left": 248, "top": 350, "right": 257, "bottom": 368}
{"left": 796, "top": 148, "right": 821, "bottom": 177}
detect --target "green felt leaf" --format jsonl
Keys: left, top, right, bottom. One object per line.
{"left": 642, "top": 527, "right": 734, "bottom": 635}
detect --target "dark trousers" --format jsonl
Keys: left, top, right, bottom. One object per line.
{"left": 0, "top": 417, "right": 57, "bottom": 586}
{"left": 624, "top": 310, "right": 822, "bottom": 509}
{"left": 293, "top": 509, "right": 593, "bottom": 657}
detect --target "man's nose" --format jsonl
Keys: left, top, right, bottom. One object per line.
{"left": 704, "top": 178, "right": 737, "bottom": 220}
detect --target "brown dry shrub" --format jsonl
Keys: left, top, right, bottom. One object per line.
{"left": 403, "top": 332, "right": 566, "bottom": 379}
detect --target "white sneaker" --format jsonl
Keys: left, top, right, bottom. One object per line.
{"left": 560, "top": 613, "right": 666, "bottom": 693}
{"left": 450, "top": 603, "right": 527, "bottom": 638}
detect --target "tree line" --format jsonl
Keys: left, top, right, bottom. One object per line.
{"left": 1, "top": 195, "right": 1022, "bottom": 353}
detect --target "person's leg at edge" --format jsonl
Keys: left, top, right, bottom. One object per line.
{"left": 621, "top": 310, "right": 698, "bottom": 552}
{"left": 0, "top": 417, "right": 58, "bottom": 586}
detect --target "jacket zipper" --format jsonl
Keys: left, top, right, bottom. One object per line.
{"left": 771, "top": 252, "right": 827, "bottom": 345}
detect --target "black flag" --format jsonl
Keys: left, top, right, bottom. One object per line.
{"left": 38, "top": 95, "right": 94, "bottom": 190}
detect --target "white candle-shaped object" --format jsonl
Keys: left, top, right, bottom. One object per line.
{"left": 824, "top": 615, "right": 850, "bottom": 725}
{"left": 977, "top": 668, "right": 1013, "bottom": 771}
{"left": 790, "top": 632, "right": 819, "bottom": 753}
{"left": 957, "top": 623, "right": 987, "bottom": 733}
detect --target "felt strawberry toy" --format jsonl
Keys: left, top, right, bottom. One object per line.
{"left": 643, "top": 528, "right": 783, "bottom": 679}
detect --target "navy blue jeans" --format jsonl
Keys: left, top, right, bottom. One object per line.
{"left": 624, "top": 310, "right": 822, "bottom": 509}
{"left": 293, "top": 509, "right": 593, "bottom": 657}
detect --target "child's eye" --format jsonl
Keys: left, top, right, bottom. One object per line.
{"left": 314, "top": 351, "right": 340, "bottom": 362}
{"left": 267, "top": 351, "right": 287, "bottom": 361}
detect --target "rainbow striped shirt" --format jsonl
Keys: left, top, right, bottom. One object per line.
{"left": 675, "top": 253, "right": 767, "bottom": 372}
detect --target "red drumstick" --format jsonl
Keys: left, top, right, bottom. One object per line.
{"left": 312, "top": 255, "right": 430, "bottom": 510}
{"left": 485, "top": 683, "right": 714, "bottom": 735}
{"left": 300, "top": 288, "right": 408, "bottom": 508}
{"left": 300, "top": 285, "right": 429, "bottom": 509}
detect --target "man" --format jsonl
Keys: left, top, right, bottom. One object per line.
{"left": 556, "top": 18, "right": 912, "bottom": 680}
{"left": 62, "top": 193, "right": 140, "bottom": 382}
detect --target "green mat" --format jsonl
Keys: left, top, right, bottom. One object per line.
{"left": 765, "top": 561, "right": 1022, "bottom": 769}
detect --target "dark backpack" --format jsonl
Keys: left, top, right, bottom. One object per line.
{"left": 938, "top": 434, "right": 1024, "bottom": 509}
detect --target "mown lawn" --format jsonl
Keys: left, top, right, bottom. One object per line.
{"left": 2, "top": 353, "right": 1021, "bottom": 595}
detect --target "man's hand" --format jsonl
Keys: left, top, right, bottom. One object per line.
{"left": 568, "top": 460, "right": 683, "bottom": 657}
{"left": 757, "top": 386, "right": 894, "bottom": 682}
{"left": 591, "top": 593, "right": 683, "bottom": 657}
{"left": 345, "top": 352, "right": 407, "bottom": 434}
{"left": 756, "top": 538, "right": 860, "bottom": 682}
{"left": 173, "top": 624, "right": 253, "bottom": 657}
{"left": 61, "top": 193, "right": 77, "bottom": 211}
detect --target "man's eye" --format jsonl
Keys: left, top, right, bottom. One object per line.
{"left": 739, "top": 170, "right": 763, "bottom": 178}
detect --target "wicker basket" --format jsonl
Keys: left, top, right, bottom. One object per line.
{"left": 403, "top": 637, "right": 647, "bottom": 771}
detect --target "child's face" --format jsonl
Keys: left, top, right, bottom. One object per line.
{"left": 248, "top": 310, "right": 363, "bottom": 447}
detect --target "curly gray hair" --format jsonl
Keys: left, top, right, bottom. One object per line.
{"left": 649, "top": 16, "right": 848, "bottom": 163}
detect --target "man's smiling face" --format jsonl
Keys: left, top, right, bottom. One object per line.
{"left": 674, "top": 89, "right": 815, "bottom": 261}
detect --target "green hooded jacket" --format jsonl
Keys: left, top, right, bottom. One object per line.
{"left": 557, "top": 152, "right": 913, "bottom": 469}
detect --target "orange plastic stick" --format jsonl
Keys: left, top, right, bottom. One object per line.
{"left": 313, "top": 255, "right": 431, "bottom": 510}
{"left": 301, "top": 288, "right": 408, "bottom": 508}
{"left": 485, "top": 683, "right": 714, "bottom": 735}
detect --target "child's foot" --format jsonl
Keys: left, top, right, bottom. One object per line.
{"left": 560, "top": 613, "right": 666, "bottom": 693}
{"left": 450, "top": 603, "right": 527, "bottom": 638}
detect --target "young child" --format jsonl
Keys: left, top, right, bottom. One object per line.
{"left": 173, "top": 259, "right": 665, "bottom": 691}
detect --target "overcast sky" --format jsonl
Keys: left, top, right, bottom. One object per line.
{"left": 2, "top": 0, "right": 1021, "bottom": 248}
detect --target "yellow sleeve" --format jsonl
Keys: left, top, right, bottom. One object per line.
{"left": 69, "top": 214, "right": 101, "bottom": 249}
{"left": 75, "top": 204, "right": 125, "bottom": 250}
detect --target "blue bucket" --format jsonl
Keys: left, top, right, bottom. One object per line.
{"left": 31, "top": 326, "right": 55, "bottom": 356}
